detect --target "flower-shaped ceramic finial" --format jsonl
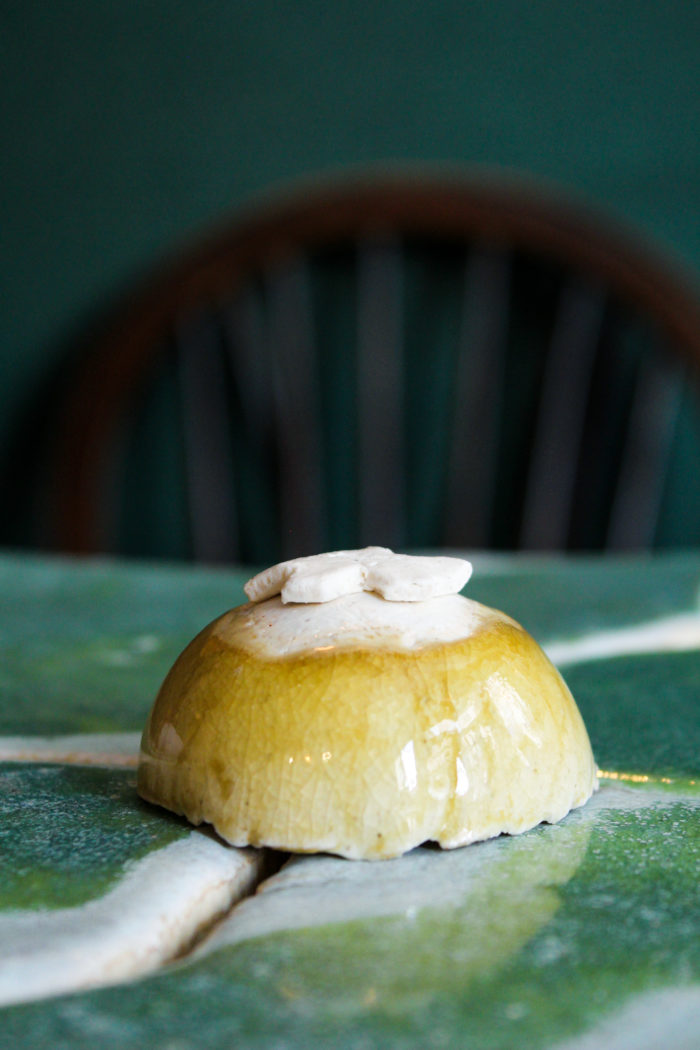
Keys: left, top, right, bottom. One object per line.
{"left": 244, "top": 546, "right": 473, "bottom": 604}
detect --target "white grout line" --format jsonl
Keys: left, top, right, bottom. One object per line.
{"left": 544, "top": 611, "right": 700, "bottom": 667}
{"left": 0, "top": 733, "right": 141, "bottom": 767}
{"left": 551, "top": 984, "right": 700, "bottom": 1050}
{"left": 0, "top": 834, "right": 265, "bottom": 1008}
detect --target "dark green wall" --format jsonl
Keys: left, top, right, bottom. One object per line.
{"left": 2, "top": 0, "right": 699, "bottom": 476}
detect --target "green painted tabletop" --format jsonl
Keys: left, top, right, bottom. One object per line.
{"left": 0, "top": 551, "right": 698, "bottom": 1048}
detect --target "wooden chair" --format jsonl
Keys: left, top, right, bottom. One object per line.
{"left": 45, "top": 169, "right": 700, "bottom": 563}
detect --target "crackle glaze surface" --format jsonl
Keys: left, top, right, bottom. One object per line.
{"left": 1, "top": 551, "right": 699, "bottom": 1048}
{"left": 138, "top": 595, "right": 596, "bottom": 858}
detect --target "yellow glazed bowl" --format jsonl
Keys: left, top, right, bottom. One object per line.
{"left": 137, "top": 591, "right": 597, "bottom": 859}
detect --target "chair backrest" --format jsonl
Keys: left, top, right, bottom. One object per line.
{"left": 45, "top": 170, "right": 700, "bottom": 563}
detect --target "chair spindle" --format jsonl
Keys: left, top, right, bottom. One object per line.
{"left": 445, "top": 245, "right": 511, "bottom": 548}
{"left": 519, "top": 278, "right": 606, "bottom": 549}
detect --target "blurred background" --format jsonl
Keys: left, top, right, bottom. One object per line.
{"left": 2, "top": 1, "right": 700, "bottom": 563}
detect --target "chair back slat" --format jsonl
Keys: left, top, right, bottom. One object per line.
{"left": 356, "top": 238, "right": 404, "bottom": 549}
{"left": 519, "top": 279, "right": 606, "bottom": 549}
{"left": 445, "top": 246, "right": 511, "bottom": 548}
{"left": 606, "top": 351, "right": 686, "bottom": 549}
{"left": 223, "top": 286, "right": 274, "bottom": 440}
{"left": 174, "top": 311, "right": 238, "bottom": 562}
{"left": 265, "top": 259, "right": 325, "bottom": 559}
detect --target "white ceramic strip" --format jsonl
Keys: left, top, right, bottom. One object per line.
{"left": 552, "top": 985, "right": 700, "bottom": 1050}
{"left": 0, "top": 833, "right": 264, "bottom": 1007}
{"left": 203, "top": 842, "right": 497, "bottom": 952}
{"left": 545, "top": 611, "right": 700, "bottom": 667}
{"left": 0, "top": 732, "right": 141, "bottom": 766}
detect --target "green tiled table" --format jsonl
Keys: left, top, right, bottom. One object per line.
{"left": 0, "top": 551, "right": 698, "bottom": 1049}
